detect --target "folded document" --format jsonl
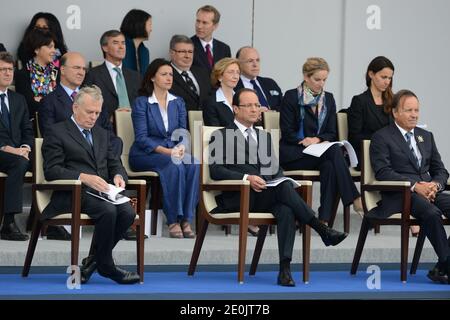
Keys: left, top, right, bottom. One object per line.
{"left": 86, "top": 184, "right": 130, "bottom": 205}
{"left": 302, "top": 140, "right": 358, "bottom": 167}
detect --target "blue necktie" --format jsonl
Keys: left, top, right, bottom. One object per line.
{"left": 405, "top": 132, "right": 420, "bottom": 168}
{"left": 250, "top": 79, "right": 269, "bottom": 108}
{"left": 0, "top": 94, "right": 10, "bottom": 131}
{"left": 82, "top": 129, "right": 93, "bottom": 147}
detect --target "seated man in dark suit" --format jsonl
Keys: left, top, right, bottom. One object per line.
{"left": 169, "top": 34, "right": 212, "bottom": 115}
{"left": 40, "top": 52, "right": 123, "bottom": 158}
{"left": 235, "top": 46, "right": 283, "bottom": 111}
{"left": 191, "top": 5, "right": 231, "bottom": 74}
{"left": 0, "top": 52, "right": 33, "bottom": 241}
{"left": 42, "top": 85, "right": 139, "bottom": 284}
{"left": 208, "top": 88, "right": 348, "bottom": 286}
{"left": 370, "top": 89, "right": 450, "bottom": 284}
{"left": 83, "top": 30, "right": 140, "bottom": 120}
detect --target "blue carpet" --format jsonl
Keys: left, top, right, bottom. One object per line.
{"left": 0, "top": 269, "right": 449, "bottom": 299}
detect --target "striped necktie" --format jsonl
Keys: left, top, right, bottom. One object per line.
{"left": 405, "top": 132, "right": 420, "bottom": 168}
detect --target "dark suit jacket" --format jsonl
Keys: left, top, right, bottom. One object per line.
{"left": 14, "top": 67, "right": 60, "bottom": 119}
{"left": 191, "top": 35, "right": 231, "bottom": 74}
{"left": 0, "top": 90, "right": 34, "bottom": 150}
{"left": 235, "top": 76, "right": 283, "bottom": 111}
{"left": 83, "top": 62, "right": 140, "bottom": 119}
{"left": 169, "top": 65, "right": 212, "bottom": 112}
{"left": 39, "top": 84, "right": 123, "bottom": 156}
{"left": 347, "top": 89, "right": 392, "bottom": 162}
{"left": 203, "top": 91, "right": 234, "bottom": 126}
{"left": 42, "top": 119, "right": 127, "bottom": 219}
{"left": 209, "top": 123, "right": 283, "bottom": 211}
{"left": 370, "top": 124, "right": 449, "bottom": 217}
{"left": 279, "top": 89, "right": 337, "bottom": 164}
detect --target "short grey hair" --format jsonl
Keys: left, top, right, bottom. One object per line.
{"left": 74, "top": 85, "right": 104, "bottom": 106}
{"left": 170, "top": 34, "right": 193, "bottom": 50}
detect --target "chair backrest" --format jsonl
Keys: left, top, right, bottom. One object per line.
{"left": 263, "top": 111, "right": 280, "bottom": 131}
{"left": 114, "top": 110, "right": 134, "bottom": 172}
{"left": 337, "top": 112, "right": 348, "bottom": 141}
{"left": 89, "top": 60, "right": 103, "bottom": 69}
{"left": 188, "top": 110, "right": 203, "bottom": 161}
{"left": 34, "top": 138, "right": 52, "bottom": 212}
{"left": 34, "top": 112, "right": 42, "bottom": 138}
{"left": 361, "top": 139, "right": 381, "bottom": 211}
{"left": 201, "top": 126, "right": 223, "bottom": 185}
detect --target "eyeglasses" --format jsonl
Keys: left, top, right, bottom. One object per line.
{"left": 172, "top": 50, "right": 194, "bottom": 55}
{"left": 0, "top": 67, "right": 14, "bottom": 74}
{"left": 238, "top": 103, "right": 261, "bottom": 109}
{"left": 64, "top": 65, "right": 88, "bottom": 72}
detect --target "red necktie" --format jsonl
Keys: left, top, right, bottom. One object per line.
{"left": 205, "top": 44, "right": 214, "bottom": 68}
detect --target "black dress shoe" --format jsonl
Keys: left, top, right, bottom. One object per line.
{"left": 277, "top": 268, "right": 296, "bottom": 287}
{"left": 320, "top": 227, "right": 348, "bottom": 247}
{"left": 427, "top": 263, "right": 449, "bottom": 284}
{"left": 80, "top": 255, "right": 97, "bottom": 284}
{"left": 0, "top": 222, "right": 29, "bottom": 241}
{"left": 46, "top": 226, "right": 71, "bottom": 241}
{"left": 123, "top": 227, "right": 148, "bottom": 240}
{"left": 97, "top": 265, "right": 140, "bottom": 284}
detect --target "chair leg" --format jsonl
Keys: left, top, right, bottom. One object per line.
{"left": 269, "top": 225, "right": 275, "bottom": 235}
{"left": 343, "top": 205, "right": 350, "bottom": 234}
{"left": 136, "top": 222, "right": 144, "bottom": 282}
{"left": 410, "top": 229, "right": 426, "bottom": 275}
{"left": 302, "top": 224, "right": 311, "bottom": 283}
{"left": 0, "top": 179, "right": 5, "bottom": 227}
{"left": 223, "top": 225, "right": 231, "bottom": 235}
{"left": 374, "top": 225, "right": 381, "bottom": 234}
{"left": 249, "top": 225, "right": 269, "bottom": 275}
{"left": 22, "top": 219, "right": 43, "bottom": 277}
{"left": 26, "top": 203, "right": 36, "bottom": 232}
{"left": 150, "top": 179, "right": 159, "bottom": 236}
{"left": 188, "top": 217, "right": 209, "bottom": 276}
{"left": 237, "top": 222, "right": 249, "bottom": 283}
{"left": 351, "top": 217, "right": 371, "bottom": 275}
{"left": 71, "top": 224, "right": 80, "bottom": 268}
{"left": 400, "top": 224, "right": 409, "bottom": 282}
{"left": 328, "top": 195, "right": 341, "bottom": 229}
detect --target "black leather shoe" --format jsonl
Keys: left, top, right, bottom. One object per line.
{"left": 427, "top": 263, "right": 449, "bottom": 284}
{"left": 80, "top": 255, "right": 97, "bottom": 284}
{"left": 0, "top": 222, "right": 29, "bottom": 241}
{"left": 46, "top": 226, "right": 71, "bottom": 241}
{"left": 277, "top": 268, "right": 296, "bottom": 287}
{"left": 123, "top": 227, "right": 148, "bottom": 240}
{"left": 97, "top": 265, "right": 140, "bottom": 284}
{"left": 320, "top": 227, "right": 348, "bottom": 247}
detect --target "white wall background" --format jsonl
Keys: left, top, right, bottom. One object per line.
{"left": 1, "top": 0, "right": 450, "bottom": 167}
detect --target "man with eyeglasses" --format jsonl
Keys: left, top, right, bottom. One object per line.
{"left": 38, "top": 52, "right": 124, "bottom": 240}
{"left": 169, "top": 35, "right": 211, "bottom": 114}
{"left": 0, "top": 52, "right": 34, "bottom": 241}
{"left": 235, "top": 46, "right": 283, "bottom": 111}
{"left": 208, "top": 88, "right": 348, "bottom": 286}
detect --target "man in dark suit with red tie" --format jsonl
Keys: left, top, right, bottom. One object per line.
{"left": 169, "top": 35, "right": 211, "bottom": 114}
{"left": 370, "top": 89, "right": 450, "bottom": 284}
{"left": 235, "top": 46, "right": 283, "bottom": 112}
{"left": 191, "top": 5, "right": 231, "bottom": 74}
{"left": 0, "top": 52, "right": 33, "bottom": 241}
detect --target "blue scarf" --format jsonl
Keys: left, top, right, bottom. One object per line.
{"left": 296, "top": 83, "right": 327, "bottom": 140}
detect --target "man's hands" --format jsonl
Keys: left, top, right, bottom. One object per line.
{"left": 246, "top": 175, "right": 267, "bottom": 192}
{"left": 114, "top": 175, "right": 126, "bottom": 188}
{"left": 414, "top": 181, "right": 439, "bottom": 202}
{"left": 299, "top": 137, "right": 321, "bottom": 147}
{"left": 80, "top": 173, "right": 110, "bottom": 193}
{"left": 1, "top": 145, "right": 31, "bottom": 160}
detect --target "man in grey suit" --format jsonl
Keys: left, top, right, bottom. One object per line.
{"left": 0, "top": 52, "right": 33, "bottom": 241}
{"left": 83, "top": 30, "right": 140, "bottom": 120}
{"left": 42, "top": 85, "right": 139, "bottom": 284}
{"left": 370, "top": 89, "right": 450, "bottom": 284}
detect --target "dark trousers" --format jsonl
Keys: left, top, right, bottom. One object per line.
{"left": 250, "top": 181, "right": 315, "bottom": 263}
{"left": 80, "top": 194, "right": 135, "bottom": 268}
{"left": 411, "top": 192, "right": 450, "bottom": 262}
{"left": 282, "top": 144, "right": 360, "bottom": 221}
{"left": 0, "top": 151, "right": 30, "bottom": 217}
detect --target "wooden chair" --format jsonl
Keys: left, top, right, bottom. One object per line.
{"left": 263, "top": 111, "right": 349, "bottom": 232}
{"left": 188, "top": 126, "right": 312, "bottom": 283}
{"left": 115, "top": 109, "right": 162, "bottom": 235}
{"left": 410, "top": 178, "right": 450, "bottom": 275}
{"left": 349, "top": 140, "right": 448, "bottom": 282}
{"left": 22, "top": 138, "right": 147, "bottom": 281}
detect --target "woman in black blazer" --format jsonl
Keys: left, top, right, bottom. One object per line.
{"left": 279, "top": 57, "right": 362, "bottom": 223}
{"left": 347, "top": 56, "right": 395, "bottom": 166}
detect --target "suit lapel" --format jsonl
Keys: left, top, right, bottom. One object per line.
{"left": 390, "top": 124, "right": 420, "bottom": 170}
{"left": 5, "top": 93, "right": 16, "bottom": 137}
{"left": 193, "top": 36, "right": 209, "bottom": 69}
{"left": 174, "top": 71, "right": 198, "bottom": 101}
{"left": 414, "top": 130, "right": 426, "bottom": 170}
{"left": 365, "top": 90, "right": 386, "bottom": 127}
{"left": 149, "top": 101, "right": 167, "bottom": 136}
{"left": 100, "top": 63, "right": 118, "bottom": 98}
{"left": 66, "top": 120, "right": 96, "bottom": 161}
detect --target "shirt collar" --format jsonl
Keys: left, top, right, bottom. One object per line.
{"left": 71, "top": 115, "right": 90, "bottom": 133}
{"left": 60, "top": 83, "right": 79, "bottom": 98}
{"left": 171, "top": 62, "right": 189, "bottom": 74}
{"left": 234, "top": 119, "right": 253, "bottom": 135}
{"left": 148, "top": 92, "right": 178, "bottom": 105}
{"left": 241, "top": 74, "right": 256, "bottom": 82}
{"left": 395, "top": 122, "right": 414, "bottom": 137}
{"left": 105, "top": 60, "right": 123, "bottom": 73}
{"left": 0, "top": 89, "right": 8, "bottom": 97}
{"left": 199, "top": 38, "right": 213, "bottom": 50}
